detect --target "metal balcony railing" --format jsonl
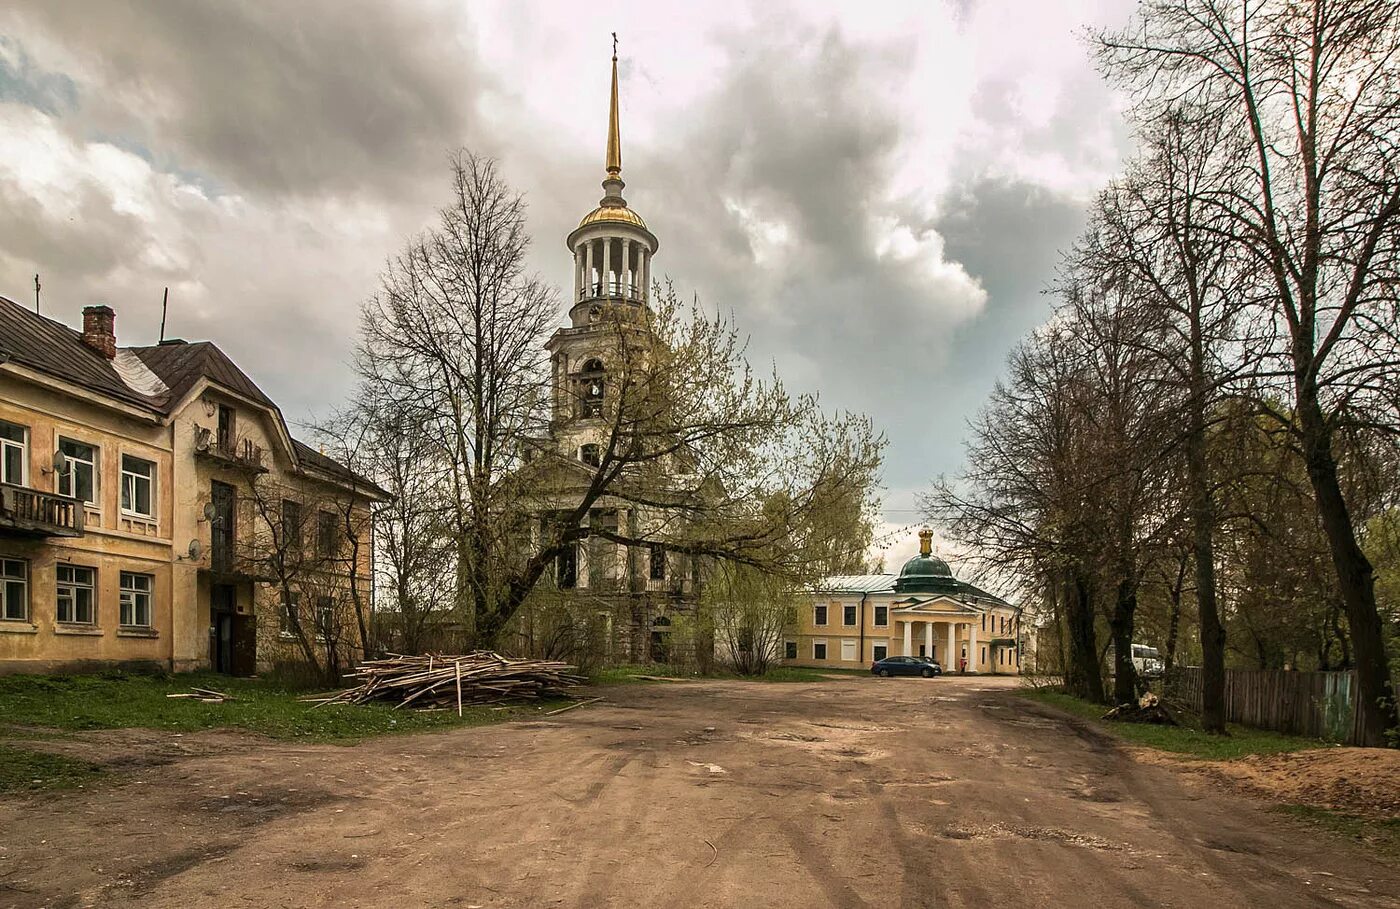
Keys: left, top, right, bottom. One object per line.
{"left": 579, "top": 280, "right": 643, "bottom": 302}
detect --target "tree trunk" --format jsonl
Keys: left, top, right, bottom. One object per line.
{"left": 1186, "top": 362, "right": 1226, "bottom": 734}
{"left": 1296, "top": 391, "right": 1398, "bottom": 746}
{"left": 1110, "top": 575, "right": 1138, "bottom": 706}
{"left": 1064, "top": 569, "right": 1105, "bottom": 704}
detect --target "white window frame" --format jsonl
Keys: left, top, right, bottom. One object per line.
{"left": 58, "top": 437, "right": 99, "bottom": 507}
{"left": 872, "top": 642, "right": 888, "bottom": 662}
{"left": 120, "top": 454, "right": 156, "bottom": 519}
{"left": 813, "top": 603, "right": 828, "bottom": 627}
{"left": 1, "top": 558, "right": 29, "bottom": 621}
{"left": 119, "top": 571, "right": 153, "bottom": 627}
{"left": 812, "top": 639, "right": 828, "bottom": 661}
{"left": 56, "top": 564, "right": 96, "bottom": 625}
{"left": 873, "top": 605, "right": 889, "bottom": 627}
{"left": 0, "top": 420, "right": 29, "bottom": 487}
{"left": 783, "top": 640, "right": 797, "bottom": 660}
{"left": 842, "top": 604, "right": 857, "bottom": 627}
{"left": 840, "top": 639, "right": 857, "bottom": 662}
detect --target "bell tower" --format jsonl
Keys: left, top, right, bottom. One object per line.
{"left": 563, "top": 37, "right": 659, "bottom": 330}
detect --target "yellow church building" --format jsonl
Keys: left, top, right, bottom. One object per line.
{"left": 783, "top": 531, "right": 1022, "bottom": 674}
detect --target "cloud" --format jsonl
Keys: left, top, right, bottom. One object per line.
{"left": 0, "top": 0, "right": 1136, "bottom": 546}
{"left": 1, "top": 1, "right": 484, "bottom": 201}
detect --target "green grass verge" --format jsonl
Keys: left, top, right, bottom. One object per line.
{"left": 590, "top": 663, "right": 834, "bottom": 685}
{"left": 0, "top": 744, "right": 102, "bottom": 794}
{"left": 1019, "top": 687, "right": 1325, "bottom": 760}
{"left": 0, "top": 671, "right": 567, "bottom": 746}
{"left": 1275, "top": 805, "right": 1400, "bottom": 863}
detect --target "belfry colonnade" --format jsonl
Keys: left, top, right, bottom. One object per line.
{"left": 898, "top": 618, "right": 977, "bottom": 671}
{"left": 574, "top": 237, "right": 651, "bottom": 303}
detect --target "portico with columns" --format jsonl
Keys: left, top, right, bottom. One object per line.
{"left": 783, "top": 530, "right": 1022, "bottom": 674}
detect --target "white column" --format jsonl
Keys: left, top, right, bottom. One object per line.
{"left": 902, "top": 621, "right": 912, "bottom": 657}
{"left": 574, "top": 247, "right": 584, "bottom": 301}
{"left": 968, "top": 621, "right": 978, "bottom": 673}
{"left": 585, "top": 242, "right": 596, "bottom": 297}
{"left": 622, "top": 240, "right": 632, "bottom": 299}
{"left": 925, "top": 622, "right": 934, "bottom": 659}
{"left": 946, "top": 623, "right": 956, "bottom": 669}
{"left": 641, "top": 250, "right": 650, "bottom": 301}
{"left": 602, "top": 239, "right": 612, "bottom": 296}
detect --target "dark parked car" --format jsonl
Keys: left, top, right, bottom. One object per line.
{"left": 871, "top": 656, "right": 942, "bottom": 678}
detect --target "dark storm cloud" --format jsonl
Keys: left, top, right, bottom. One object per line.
{"left": 3, "top": 0, "right": 484, "bottom": 201}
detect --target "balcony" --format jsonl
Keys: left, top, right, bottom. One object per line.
{"left": 0, "top": 482, "right": 85, "bottom": 538}
{"left": 196, "top": 433, "right": 268, "bottom": 473}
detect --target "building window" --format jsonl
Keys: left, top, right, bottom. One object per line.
{"left": 873, "top": 643, "right": 887, "bottom": 661}
{"left": 840, "top": 639, "right": 857, "bottom": 661}
{"left": 315, "top": 595, "right": 335, "bottom": 640}
{"left": 873, "top": 605, "right": 888, "bottom": 627}
{"left": 58, "top": 439, "right": 98, "bottom": 505}
{"left": 981, "top": 646, "right": 987, "bottom": 665}
{"left": 282, "top": 500, "right": 303, "bottom": 551}
{"left": 216, "top": 404, "right": 236, "bottom": 453}
{"left": 784, "top": 641, "right": 797, "bottom": 660}
{"left": 813, "top": 640, "right": 828, "bottom": 660}
{"left": 280, "top": 592, "right": 300, "bottom": 636}
{"left": 649, "top": 544, "right": 666, "bottom": 580}
{"left": 0, "top": 421, "right": 27, "bottom": 486}
{"left": 1, "top": 559, "right": 29, "bottom": 621}
{"left": 56, "top": 565, "right": 95, "bottom": 624}
{"left": 813, "top": 604, "right": 828, "bottom": 626}
{"left": 580, "top": 444, "right": 601, "bottom": 467}
{"left": 317, "top": 512, "right": 339, "bottom": 558}
{"left": 981, "top": 613, "right": 986, "bottom": 631}
{"left": 119, "top": 572, "right": 153, "bottom": 627}
{"left": 842, "top": 604, "right": 856, "bottom": 626}
{"left": 120, "top": 454, "right": 155, "bottom": 517}
{"left": 557, "top": 542, "right": 578, "bottom": 589}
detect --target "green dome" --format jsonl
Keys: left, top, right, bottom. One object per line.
{"left": 893, "top": 531, "right": 960, "bottom": 594}
{"left": 899, "top": 553, "right": 953, "bottom": 580}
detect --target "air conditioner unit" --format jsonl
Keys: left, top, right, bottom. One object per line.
{"left": 195, "top": 427, "right": 212, "bottom": 452}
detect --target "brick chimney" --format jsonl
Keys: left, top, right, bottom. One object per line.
{"left": 81, "top": 305, "right": 116, "bottom": 359}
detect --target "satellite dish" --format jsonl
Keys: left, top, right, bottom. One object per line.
{"left": 187, "top": 539, "right": 202, "bottom": 560}
{"left": 201, "top": 502, "right": 217, "bottom": 522}
{"left": 195, "top": 427, "right": 212, "bottom": 451}
{"left": 51, "top": 450, "right": 66, "bottom": 472}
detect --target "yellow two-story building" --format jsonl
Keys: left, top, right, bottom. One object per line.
{"left": 783, "top": 531, "right": 1022, "bottom": 674}
{"left": 0, "top": 296, "right": 386, "bottom": 675}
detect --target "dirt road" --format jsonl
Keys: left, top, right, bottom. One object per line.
{"left": 2, "top": 675, "right": 1396, "bottom": 908}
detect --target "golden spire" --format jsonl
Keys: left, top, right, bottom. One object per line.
{"left": 919, "top": 528, "right": 933, "bottom": 557}
{"left": 606, "top": 33, "right": 622, "bottom": 179}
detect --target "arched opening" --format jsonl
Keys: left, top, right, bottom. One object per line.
{"left": 578, "top": 358, "right": 606, "bottom": 418}
{"left": 649, "top": 614, "right": 673, "bottom": 664}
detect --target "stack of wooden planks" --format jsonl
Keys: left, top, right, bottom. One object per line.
{"left": 306, "top": 652, "right": 585, "bottom": 715}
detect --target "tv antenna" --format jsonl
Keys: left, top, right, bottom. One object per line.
{"left": 33, "top": 274, "right": 40, "bottom": 313}
{"left": 159, "top": 287, "right": 169, "bottom": 342}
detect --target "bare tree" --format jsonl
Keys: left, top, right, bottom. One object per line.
{"left": 1100, "top": 0, "right": 1400, "bottom": 744}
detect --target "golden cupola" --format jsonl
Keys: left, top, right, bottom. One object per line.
{"left": 566, "top": 36, "right": 658, "bottom": 325}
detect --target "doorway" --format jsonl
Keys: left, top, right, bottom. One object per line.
{"left": 209, "top": 583, "right": 256, "bottom": 675}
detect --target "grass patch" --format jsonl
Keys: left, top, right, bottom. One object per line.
{"left": 0, "top": 671, "right": 567, "bottom": 745}
{"left": 0, "top": 744, "right": 102, "bottom": 794}
{"left": 1275, "top": 805, "right": 1400, "bottom": 862}
{"left": 1019, "top": 687, "right": 1325, "bottom": 760}
{"left": 589, "top": 663, "right": 834, "bottom": 685}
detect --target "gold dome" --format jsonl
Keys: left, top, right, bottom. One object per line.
{"left": 579, "top": 205, "right": 647, "bottom": 229}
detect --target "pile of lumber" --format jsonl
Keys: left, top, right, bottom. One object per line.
{"left": 306, "top": 652, "right": 584, "bottom": 714}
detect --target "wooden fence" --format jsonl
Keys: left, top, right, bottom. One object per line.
{"left": 1167, "top": 667, "right": 1394, "bottom": 745}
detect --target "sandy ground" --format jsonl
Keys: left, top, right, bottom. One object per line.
{"left": 1, "top": 675, "right": 1397, "bottom": 909}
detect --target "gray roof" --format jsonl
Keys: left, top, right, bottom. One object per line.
{"left": 815, "top": 574, "right": 898, "bottom": 594}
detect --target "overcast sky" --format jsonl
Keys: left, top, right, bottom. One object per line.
{"left": 0, "top": 0, "right": 1136, "bottom": 567}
